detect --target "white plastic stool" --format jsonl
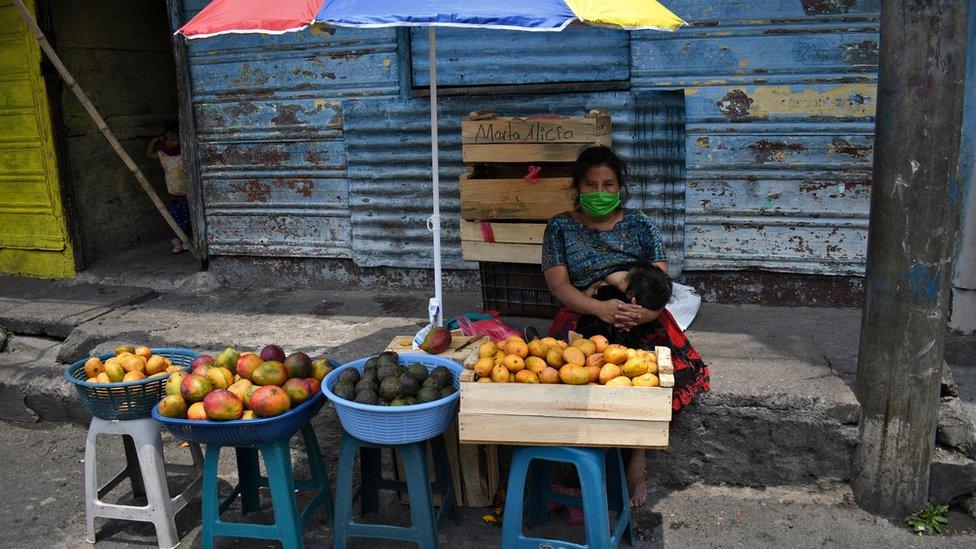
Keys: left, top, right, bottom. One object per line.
{"left": 85, "top": 417, "right": 203, "bottom": 549}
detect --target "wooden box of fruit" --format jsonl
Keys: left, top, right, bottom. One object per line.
{"left": 458, "top": 334, "right": 675, "bottom": 449}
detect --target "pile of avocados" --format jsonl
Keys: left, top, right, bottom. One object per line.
{"left": 331, "top": 351, "right": 457, "bottom": 406}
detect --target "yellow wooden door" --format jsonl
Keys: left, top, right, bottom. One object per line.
{"left": 0, "top": 0, "right": 75, "bottom": 278}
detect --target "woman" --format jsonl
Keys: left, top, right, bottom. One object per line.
{"left": 542, "top": 145, "right": 710, "bottom": 507}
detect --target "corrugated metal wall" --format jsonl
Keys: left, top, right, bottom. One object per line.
{"left": 178, "top": 0, "right": 881, "bottom": 278}
{"left": 635, "top": 0, "right": 879, "bottom": 274}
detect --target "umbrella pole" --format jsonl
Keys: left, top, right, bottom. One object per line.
{"left": 427, "top": 27, "right": 444, "bottom": 326}
{"left": 11, "top": 0, "right": 199, "bottom": 260}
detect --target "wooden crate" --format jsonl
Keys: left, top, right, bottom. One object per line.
{"left": 458, "top": 346, "right": 675, "bottom": 449}
{"left": 461, "top": 110, "right": 612, "bottom": 164}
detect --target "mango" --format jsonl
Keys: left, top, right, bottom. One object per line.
{"left": 206, "top": 367, "right": 234, "bottom": 390}
{"left": 217, "top": 347, "right": 241, "bottom": 371}
{"left": 305, "top": 377, "right": 321, "bottom": 395}
{"left": 527, "top": 340, "right": 548, "bottom": 358}
{"left": 605, "top": 376, "right": 632, "bottom": 387}
{"left": 227, "top": 379, "right": 253, "bottom": 401}
{"left": 515, "top": 370, "right": 539, "bottom": 384}
{"left": 259, "top": 344, "right": 286, "bottom": 362}
{"left": 191, "top": 354, "right": 216, "bottom": 374}
{"left": 180, "top": 374, "right": 212, "bottom": 402}
{"left": 572, "top": 339, "right": 596, "bottom": 357}
{"left": 252, "top": 361, "right": 289, "bottom": 386}
{"left": 598, "top": 363, "right": 621, "bottom": 385}
{"left": 602, "top": 345, "right": 628, "bottom": 365}
{"left": 241, "top": 410, "right": 256, "bottom": 420}
{"left": 585, "top": 365, "right": 600, "bottom": 383}
{"left": 420, "top": 326, "right": 452, "bottom": 355}
{"left": 474, "top": 357, "right": 494, "bottom": 378}
{"left": 235, "top": 353, "right": 263, "bottom": 381}
{"left": 158, "top": 395, "right": 187, "bottom": 418}
{"left": 477, "top": 377, "right": 492, "bottom": 383}
{"left": 186, "top": 402, "right": 207, "bottom": 420}
{"left": 203, "top": 390, "right": 244, "bottom": 420}
{"left": 283, "top": 352, "right": 312, "bottom": 379}
{"left": 525, "top": 356, "right": 548, "bottom": 374}
{"left": 558, "top": 364, "right": 589, "bottom": 385}
{"left": 309, "top": 359, "right": 333, "bottom": 382}
{"left": 589, "top": 335, "right": 609, "bottom": 353}
{"left": 282, "top": 378, "right": 312, "bottom": 405}
{"left": 478, "top": 341, "right": 498, "bottom": 359}
{"left": 506, "top": 340, "right": 529, "bottom": 359}
{"left": 134, "top": 346, "right": 152, "bottom": 360}
{"left": 632, "top": 373, "right": 660, "bottom": 388}
{"left": 562, "top": 347, "right": 585, "bottom": 367}
{"left": 123, "top": 370, "right": 146, "bottom": 382}
{"left": 250, "top": 385, "right": 291, "bottom": 417}
{"left": 95, "top": 372, "right": 111, "bottom": 383}
{"left": 114, "top": 345, "right": 136, "bottom": 356}
{"left": 622, "top": 358, "right": 649, "bottom": 378}
{"left": 104, "top": 361, "right": 125, "bottom": 382}
{"left": 502, "top": 354, "right": 525, "bottom": 373}
{"left": 538, "top": 367, "right": 560, "bottom": 384}
{"left": 491, "top": 364, "right": 510, "bottom": 383}
{"left": 84, "top": 357, "right": 104, "bottom": 379}
{"left": 146, "top": 355, "right": 168, "bottom": 375}
{"left": 545, "top": 348, "right": 565, "bottom": 368}
{"left": 165, "top": 371, "right": 186, "bottom": 396}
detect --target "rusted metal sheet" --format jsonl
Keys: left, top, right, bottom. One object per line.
{"left": 342, "top": 92, "right": 685, "bottom": 270}
{"left": 635, "top": 0, "right": 880, "bottom": 275}
{"left": 411, "top": 26, "right": 629, "bottom": 87}
{"left": 181, "top": 0, "right": 399, "bottom": 258}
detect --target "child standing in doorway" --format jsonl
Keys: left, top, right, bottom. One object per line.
{"left": 147, "top": 123, "right": 191, "bottom": 253}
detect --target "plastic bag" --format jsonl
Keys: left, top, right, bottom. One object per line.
{"left": 456, "top": 316, "right": 521, "bottom": 343}
{"left": 665, "top": 282, "right": 702, "bottom": 332}
{"left": 412, "top": 298, "right": 442, "bottom": 350}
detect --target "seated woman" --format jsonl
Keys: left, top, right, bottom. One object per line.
{"left": 542, "top": 145, "right": 710, "bottom": 507}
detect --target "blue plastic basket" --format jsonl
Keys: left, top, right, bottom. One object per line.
{"left": 153, "top": 391, "right": 325, "bottom": 447}
{"left": 322, "top": 355, "right": 462, "bottom": 445}
{"left": 64, "top": 347, "right": 199, "bottom": 420}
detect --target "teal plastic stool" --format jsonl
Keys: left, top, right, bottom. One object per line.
{"left": 502, "top": 446, "right": 634, "bottom": 549}
{"left": 333, "top": 432, "right": 458, "bottom": 548}
{"left": 200, "top": 424, "right": 333, "bottom": 549}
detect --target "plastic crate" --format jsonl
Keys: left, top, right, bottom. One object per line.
{"left": 153, "top": 392, "right": 325, "bottom": 447}
{"left": 64, "top": 348, "right": 199, "bottom": 420}
{"left": 322, "top": 355, "right": 462, "bottom": 445}
{"left": 480, "top": 261, "right": 561, "bottom": 318}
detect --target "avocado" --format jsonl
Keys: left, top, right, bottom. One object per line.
{"left": 379, "top": 377, "right": 403, "bottom": 401}
{"left": 355, "top": 379, "right": 377, "bottom": 395}
{"left": 338, "top": 368, "right": 361, "bottom": 386}
{"left": 407, "top": 363, "right": 429, "bottom": 384}
{"left": 365, "top": 356, "right": 380, "bottom": 369}
{"left": 401, "top": 396, "right": 419, "bottom": 405}
{"left": 378, "top": 363, "right": 402, "bottom": 381}
{"left": 398, "top": 373, "right": 420, "bottom": 397}
{"left": 429, "top": 366, "right": 452, "bottom": 387}
{"left": 332, "top": 382, "right": 356, "bottom": 401}
{"left": 439, "top": 385, "right": 457, "bottom": 399}
{"left": 354, "top": 388, "right": 379, "bottom": 405}
{"left": 389, "top": 398, "right": 409, "bottom": 406}
{"left": 378, "top": 350, "right": 399, "bottom": 363}
{"left": 378, "top": 398, "right": 389, "bottom": 406}
{"left": 417, "top": 387, "right": 439, "bottom": 403}
{"left": 421, "top": 377, "right": 440, "bottom": 390}
{"left": 362, "top": 367, "right": 379, "bottom": 384}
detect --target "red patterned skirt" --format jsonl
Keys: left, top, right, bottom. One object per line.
{"left": 549, "top": 307, "right": 710, "bottom": 413}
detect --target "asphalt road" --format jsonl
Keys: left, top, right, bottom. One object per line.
{"left": 2, "top": 419, "right": 974, "bottom": 549}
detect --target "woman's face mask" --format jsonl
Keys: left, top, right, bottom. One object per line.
{"left": 578, "top": 165, "right": 621, "bottom": 218}
{"left": 579, "top": 191, "right": 621, "bottom": 218}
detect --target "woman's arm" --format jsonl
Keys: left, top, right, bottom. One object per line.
{"left": 545, "top": 266, "right": 643, "bottom": 327}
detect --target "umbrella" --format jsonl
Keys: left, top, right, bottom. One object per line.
{"left": 179, "top": 0, "right": 685, "bottom": 325}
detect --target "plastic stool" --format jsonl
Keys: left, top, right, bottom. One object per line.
{"left": 333, "top": 432, "right": 458, "bottom": 548}
{"left": 85, "top": 417, "right": 203, "bottom": 549}
{"left": 200, "top": 424, "right": 332, "bottom": 549}
{"left": 502, "top": 446, "right": 634, "bottom": 549}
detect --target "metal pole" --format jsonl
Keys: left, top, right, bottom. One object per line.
{"left": 852, "top": 0, "right": 969, "bottom": 519}
{"left": 427, "top": 26, "right": 443, "bottom": 326}
{"left": 11, "top": 0, "right": 199, "bottom": 260}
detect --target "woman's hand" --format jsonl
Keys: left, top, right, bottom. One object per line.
{"left": 615, "top": 299, "right": 663, "bottom": 331}
{"left": 592, "top": 299, "right": 644, "bottom": 329}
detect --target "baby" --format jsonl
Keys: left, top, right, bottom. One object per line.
{"left": 584, "top": 264, "right": 672, "bottom": 312}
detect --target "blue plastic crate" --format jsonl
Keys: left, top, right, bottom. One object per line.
{"left": 322, "top": 355, "right": 462, "bottom": 445}
{"left": 64, "top": 347, "right": 199, "bottom": 420}
{"left": 153, "top": 391, "right": 326, "bottom": 447}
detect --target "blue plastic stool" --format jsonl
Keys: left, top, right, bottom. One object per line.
{"left": 333, "top": 432, "right": 458, "bottom": 548}
{"left": 200, "top": 424, "right": 333, "bottom": 549}
{"left": 502, "top": 446, "right": 634, "bottom": 549}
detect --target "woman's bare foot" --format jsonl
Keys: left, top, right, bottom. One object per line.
{"left": 626, "top": 448, "right": 648, "bottom": 507}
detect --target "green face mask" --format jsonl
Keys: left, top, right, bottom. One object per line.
{"left": 578, "top": 191, "right": 621, "bottom": 218}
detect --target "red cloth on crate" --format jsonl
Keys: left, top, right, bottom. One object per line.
{"left": 548, "top": 306, "right": 710, "bottom": 413}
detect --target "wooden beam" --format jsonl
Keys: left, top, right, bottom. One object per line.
{"left": 460, "top": 241, "right": 541, "bottom": 264}
{"left": 459, "top": 221, "right": 545, "bottom": 245}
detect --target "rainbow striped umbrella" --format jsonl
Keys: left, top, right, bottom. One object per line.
{"left": 179, "top": 0, "right": 685, "bottom": 324}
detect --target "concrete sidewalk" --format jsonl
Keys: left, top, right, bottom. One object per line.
{"left": 0, "top": 273, "right": 973, "bottom": 499}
